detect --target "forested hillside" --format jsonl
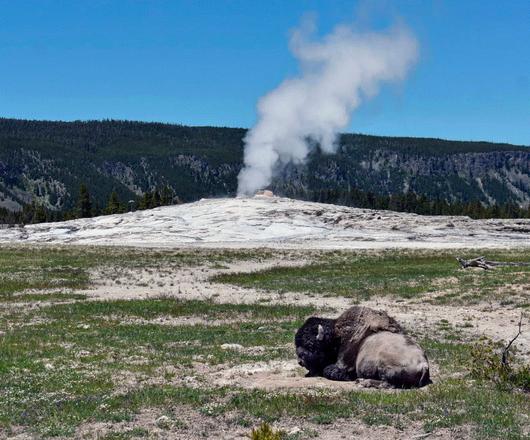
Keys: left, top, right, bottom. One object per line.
{"left": 1, "top": 118, "right": 529, "bottom": 218}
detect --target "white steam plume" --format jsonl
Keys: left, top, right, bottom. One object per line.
{"left": 237, "top": 18, "right": 419, "bottom": 196}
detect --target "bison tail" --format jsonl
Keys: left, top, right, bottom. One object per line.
{"left": 418, "top": 364, "right": 431, "bottom": 387}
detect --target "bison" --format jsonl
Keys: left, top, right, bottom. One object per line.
{"left": 295, "top": 306, "right": 431, "bottom": 388}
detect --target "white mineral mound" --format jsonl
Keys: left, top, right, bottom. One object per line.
{"left": 1, "top": 195, "right": 530, "bottom": 249}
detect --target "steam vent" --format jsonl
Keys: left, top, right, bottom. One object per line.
{"left": 254, "top": 190, "right": 275, "bottom": 198}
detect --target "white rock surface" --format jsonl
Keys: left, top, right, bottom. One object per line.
{"left": 220, "top": 343, "right": 245, "bottom": 351}
{"left": 1, "top": 195, "right": 530, "bottom": 249}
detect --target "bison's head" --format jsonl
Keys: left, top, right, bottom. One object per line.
{"left": 294, "top": 317, "right": 339, "bottom": 376}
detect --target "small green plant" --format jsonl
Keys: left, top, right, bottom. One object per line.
{"left": 509, "top": 365, "right": 530, "bottom": 391}
{"left": 469, "top": 333, "right": 529, "bottom": 392}
{"left": 470, "top": 339, "right": 510, "bottom": 383}
{"left": 249, "top": 422, "right": 284, "bottom": 440}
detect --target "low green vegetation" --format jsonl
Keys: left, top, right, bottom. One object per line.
{"left": 0, "top": 296, "right": 315, "bottom": 436}
{"left": 0, "top": 292, "right": 87, "bottom": 303}
{"left": 470, "top": 338, "right": 530, "bottom": 392}
{"left": 227, "top": 381, "right": 528, "bottom": 439}
{"left": 0, "top": 245, "right": 528, "bottom": 438}
{"left": 0, "top": 245, "right": 277, "bottom": 301}
{"left": 214, "top": 249, "right": 530, "bottom": 305}
{"left": 0, "top": 247, "right": 93, "bottom": 298}
{"left": 4, "top": 301, "right": 528, "bottom": 439}
{"left": 250, "top": 422, "right": 284, "bottom": 440}
{"left": 42, "top": 297, "right": 316, "bottom": 321}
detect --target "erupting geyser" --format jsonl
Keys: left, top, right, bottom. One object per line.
{"left": 237, "top": 16, "right": 419, "bottom": 196}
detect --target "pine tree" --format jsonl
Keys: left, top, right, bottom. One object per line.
{"left": 161, "top": 185, "right": 175, "bottom": 206}
{"left": 488, "top": 204, "right": 501, "bottom": 218}
{"left": 105, "top": 191, "right": 122, "bottom": 215}
{"left": 153, "top": 190, "right": 161, "bottom": 208}
{"left": 32, "top": 203, "right": 48, "bottom": 223}
{"left": 139, "top": 191, "right": 152, "bottom": 210}
{"left": 77, "top": 183, "right": 92, "bottom": 218}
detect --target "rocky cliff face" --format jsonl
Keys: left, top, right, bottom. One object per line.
{"left": 0, "top": 118, "right": 528, "bottom": 212}
{"left": 274, "top": 148, "right": 530, "bottom": 206}
{"left": 0, "top": 149, "right": 70, "bottom": 211}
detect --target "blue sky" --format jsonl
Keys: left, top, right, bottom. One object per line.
{"left": 0, "top": 0, "right": 528, "bottom": 145}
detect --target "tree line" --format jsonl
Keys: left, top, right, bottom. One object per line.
{"left": 1, "top": 184, "right": 530, "bottom": 225}
{"left": 289, "top": 187, "right": 530, "bottom": 220}
{"left": 0, "top": 184, "right": 181, "bottom": 225}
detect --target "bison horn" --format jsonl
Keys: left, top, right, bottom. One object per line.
{"left": 316, "top": 324, "right": 325, "bottom": 341}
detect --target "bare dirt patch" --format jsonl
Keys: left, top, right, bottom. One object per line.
{"left": 212, "top": 359, "right": 390, "bottom": 391}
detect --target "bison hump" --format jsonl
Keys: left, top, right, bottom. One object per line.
{"left": 335, "top": 306, "right": 403, "bottom": 346}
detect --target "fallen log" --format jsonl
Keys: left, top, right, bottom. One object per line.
{"left": 457, "top": 256, "right": 530, "bottom": 270}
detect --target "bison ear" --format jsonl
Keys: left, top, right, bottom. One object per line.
{"left": 316, "top": 324, "right": 325, "bottom": 341}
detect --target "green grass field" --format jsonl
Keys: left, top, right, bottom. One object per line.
{"left": 214, "top": 249, "right": 530, "bottom": 306}
{"left": 0, "top": 246, "right": 528, "bottom": 439}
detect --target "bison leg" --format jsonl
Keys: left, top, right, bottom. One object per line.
{"left": 323, "top": 364, "right": 355, "bottom": 381}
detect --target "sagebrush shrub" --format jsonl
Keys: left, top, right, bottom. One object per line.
{"left": 249, "top": 422, "right": 284, "bottom": 440}
{"left": 469, "top": 338, "right": 530, "bottom": 391}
